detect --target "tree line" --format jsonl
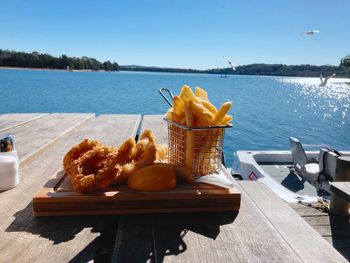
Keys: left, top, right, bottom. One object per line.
{"left": 1, "top": 49, "right": 349, "bottom": 77}
{"left": 121, "top": 55, "right": 350, "bottom": 77}
{"left": 207, "top": 63, "right": 349, "bottom": 77}
{"left": 0, "top": 49, "right": 119, "bottom": 71}
{"left": 121, "top": 63, "right": 349, "bottom": 77}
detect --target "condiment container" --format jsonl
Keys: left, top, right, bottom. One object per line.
{"left": 0, "top": 134, "right": 19, "bottom": 190}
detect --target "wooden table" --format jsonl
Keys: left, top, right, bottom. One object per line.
{"left": 331, "top": 182, "right": 350, "bottom": 203}
{"left": 0, "top": 113, "right": 347, "bottom": 262}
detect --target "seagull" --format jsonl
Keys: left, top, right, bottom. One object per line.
{"left": 302, "top": 30, "right": 320, "bottom": 36}
{"left": 319, "top": 73, "right": 336, "bottom": 87}
{"left": 223, "top": 56, "right": 236, "bottom": 71}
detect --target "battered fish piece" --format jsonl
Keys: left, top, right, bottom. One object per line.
{"left": 132, "top": 139, "right": 157, "bottom": 171}
{"left": 140, "top": 130, "right": 168, "bottom": 161}
{"left": 139, "top": 129, "right": 156, "bottom": 143}
{"left": 115, "top": 137, "right": 135, "bottom": 164}
{"left": 111, "top": 138, "right": 136, "bottom": 184}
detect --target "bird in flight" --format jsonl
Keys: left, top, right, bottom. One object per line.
{"left": 319, "top": 73, "right": 336, "bottom": 87}
{"left": 223, "top": 56, "right": 236, "bottom": 71}
{"left": 302, "top": 30, "right": 320, "bottom": 36}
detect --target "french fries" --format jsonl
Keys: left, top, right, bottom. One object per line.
{"left": 198, "top": 98, "right": 217, "bottom": 115}
{"left": 211, "top": 101, "right": 232, "bottom": 126}
{"left": 196, "top": 111, "right": 214, "bottom": 127}
{"left": 195, "top": 86, "right": 208, "bottom": 100}
{"left": 179, "top": 85, "right": 196, "bottom": 103}
{"left": 173, "top": 96, "right": 185, "bottom": 116}
{"left": 166, "top": 85, "right": 232, "bottom": 127}
{"left": 165, "top": 85, "right": 233, "bottom": 176}
{"left": 219, "top": 115, "right": 232, "bottom": 126}
{"left": 184, "top": 105, "right": 194, "bottom": 170}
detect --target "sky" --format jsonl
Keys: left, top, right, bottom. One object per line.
{"left": 1, "top": 0, "right": 349, "bottom": 69}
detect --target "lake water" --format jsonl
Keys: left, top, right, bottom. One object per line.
{"left": 1, "top": 69, "right": 349, "bottom": 165}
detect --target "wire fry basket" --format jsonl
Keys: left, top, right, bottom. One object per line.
{"left": 165, "top": 118, "right": 232, "bottom": 176}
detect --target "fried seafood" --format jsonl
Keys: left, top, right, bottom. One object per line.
{"left": 63, "top": 130, "right": 169, "bottom": 193}
{"left": 63, "top": 139, "right": 102, "bottom": 175}
{"left": 140, "top": 130, "right": 168, "bottom": 162}
{"left": 139, "top": 129, "right": 156, "bottom": 143}
{"left": 132, "top": 137, "right": 157, "bottom": 171}
{"left": 155, "top": 144, "right": 168, "bottom": 161}
{"left": 71, "top": 147, "right": 122, "bottom": 193}
{"left": 114, "top": 137, "right": 136, "bottom": 165}
{"left": 116, "top": 162, "right": 135, "bottom": 184}
{"left": 114, "top": 130, "right": 165, "bottom": 183}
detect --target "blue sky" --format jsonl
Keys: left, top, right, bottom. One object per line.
{"left": 1, "top": 0, "right": 349, "bottom": 69}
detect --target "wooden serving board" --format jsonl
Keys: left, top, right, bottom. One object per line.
{"left": 32, "top": 169, "right": 241, "bottom": 216}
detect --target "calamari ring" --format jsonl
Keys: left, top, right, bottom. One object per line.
{"left": 71, "top": 147, "right": 122, "bottom": 193}
{"left": 63, "top": 139, "right": 103, "bottom": 175}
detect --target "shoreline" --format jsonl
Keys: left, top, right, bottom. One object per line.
{"left": 1, "top": 66, "right": 349, "bottom": 80}
{"left": 0, "top": 66, "right": 106, "bottom": 72}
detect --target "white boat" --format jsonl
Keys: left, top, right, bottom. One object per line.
{"left": 230, "top": 138, "right": 350, "bottom": 203}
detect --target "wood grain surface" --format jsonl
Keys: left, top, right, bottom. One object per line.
{"left": 0, "top": 114, "right": 141, "bottom": 262}
{"left": 239, "top": 181, "right": 347, "bottom": 262}
{"left": 0, "top": 113, "right": 48, "bottom": 131}
{"left": 140, "top": 115, "right": 168, "bottom": 144}
{"left": 3, "top": 113, "right": 94, "bottom": 165}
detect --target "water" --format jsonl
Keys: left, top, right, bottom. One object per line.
{"left": 1, "top": 69, "right": 349, "bottom": 165}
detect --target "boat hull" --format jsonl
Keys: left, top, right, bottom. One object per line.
{"left": 231, "top": 150, "right": 350, "bottom": 203}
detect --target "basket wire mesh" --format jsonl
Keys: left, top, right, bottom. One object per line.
{"left": 166, "top": 119, "right": 231, "bottom": 176}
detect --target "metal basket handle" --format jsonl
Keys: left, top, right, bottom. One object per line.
{"left": 159, "top": 88, "right": 174, "bottom": 107}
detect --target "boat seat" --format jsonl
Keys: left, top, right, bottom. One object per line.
{"left": 290, "top": 137, "right": 320, "bottom": 184}
{"left": 290, "top": 137, "right": 342, "bottom": 183}
{"left": 304, "top": 163, "right": 319, "bottom": 174}
{"left": 318, "top": 148, "right": 341, "bottom": 181}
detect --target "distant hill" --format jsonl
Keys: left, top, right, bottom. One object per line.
{"left": 121, "top": 64, "right": 349, "bottom": 77}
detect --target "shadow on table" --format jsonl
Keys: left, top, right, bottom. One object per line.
{"left": 113, "top": 211, "right": 238, "bottom": 263}
{"left": 6, "top": 202, "right": 118, "bottom": 262}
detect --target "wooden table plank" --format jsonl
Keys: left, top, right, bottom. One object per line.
{"left": 239, "top": 181, "right": 347, "bottom": 262}
{"left": 140, "top": 115, "right": 167, "bottom": 144}
{"left": 0, "top": 113, "right": 48, "bottom": 131}
{"left": 0, "top": 114, "right": 141, "bottom": 262}
{"left": 331, "top": 182, "right": 350, "bottom": 202}
{"left": 3, "top": 113, "right": 94, "bottom": 165}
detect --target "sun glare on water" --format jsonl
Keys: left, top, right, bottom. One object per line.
{"left": 278, "top": 77, "right": 350, "bottom": 127}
